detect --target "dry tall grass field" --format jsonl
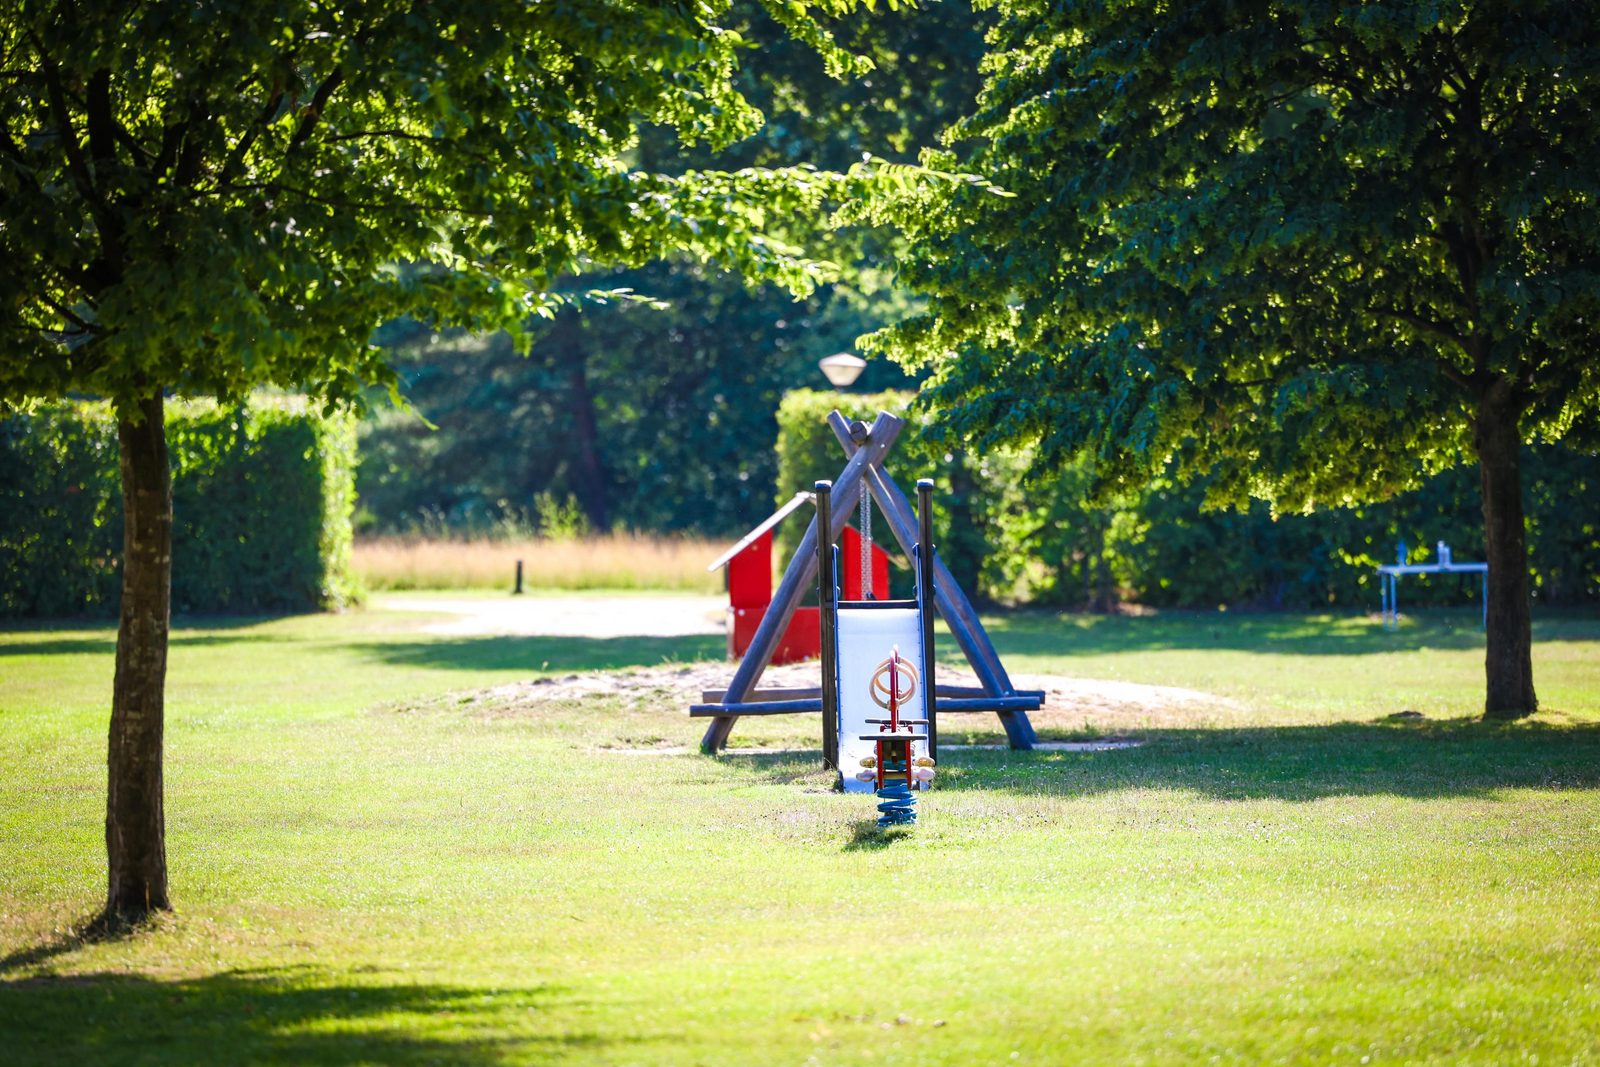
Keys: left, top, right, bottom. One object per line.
{"left": 353, "top": 534, "right": 726, "bottom": 592}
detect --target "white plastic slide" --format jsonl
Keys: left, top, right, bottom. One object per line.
{"left": 834, "top": 605, "right": 930, "bottom": 794}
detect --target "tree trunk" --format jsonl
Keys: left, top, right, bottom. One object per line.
{"left": 945, "top": 449, "right": 985, "bottom": 600}
{"left": 101, "top": 392, "right": 173, "bottom": 926}
{"left": 546, "top": 309, "right": 609, "bottom": 530}
{"left": 1475, "top": 382, "right": 1537, "bottom": 720}
{"left": 1086, "top": 511, "right": 1115, "bottom": 613}
{"left": 566, "top": 357, "right": 609, "bottom": 530}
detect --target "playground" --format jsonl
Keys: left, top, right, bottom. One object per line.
{"left": 7, "top": 1, "right": 1600, "bottom": 1062}
{"left": 4, "top": 597, "right": 1600, "bottom": 1064}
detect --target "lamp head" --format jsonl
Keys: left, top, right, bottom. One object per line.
{"left": 818, "top": 352, "right": 867, "bottom": 390}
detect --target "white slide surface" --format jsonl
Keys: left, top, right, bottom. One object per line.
{"left": 834, "top": 606, "right": 930, "bottom": 793}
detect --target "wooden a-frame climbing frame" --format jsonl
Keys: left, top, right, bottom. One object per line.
{"left": 690, "top": 409, "right": 1041, "bottom": 755}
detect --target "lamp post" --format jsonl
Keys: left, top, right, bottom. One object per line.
{"left": 818, "top": 352, "right": 866, "bottom": 390}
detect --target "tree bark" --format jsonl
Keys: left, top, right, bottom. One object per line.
{"left": 566, "top": 356, "right": 609, "bottom": 530}
{"left": 1475, "top": 382, "right": 1537, "bottom": 720}
{"left": 101, "top": 392, "right": 173, "bottom": 926}
{"left": 945, "top": 449, "right": 986, "bottom": 601}
{"left": 1086, "top": 511, "right": 1115, "bottom": 613}
{"left": 546, "top": 309, "right": 609, "bottom": 529}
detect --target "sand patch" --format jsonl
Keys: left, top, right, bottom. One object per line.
{"left": 480, "top": 661, "right": 1237, "bottom": 733}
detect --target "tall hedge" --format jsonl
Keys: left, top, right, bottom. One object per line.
{"left": 776, "top": 389, "right": 1600, "bottom": 610}
{"left": 0, "top": 397, "right": 357, "bottom": 617}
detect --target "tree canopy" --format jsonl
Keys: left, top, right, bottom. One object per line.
{"left": 870, "top": 0, "right": 1600, "bottom": 716}
{"left": 0, "top": 0, "right": 890, "bottom": 415}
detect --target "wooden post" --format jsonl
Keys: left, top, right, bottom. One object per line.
{"left": 917, "top": 478, "right": 937, "bottom": 762}
{"left": 514, "top": 559, "right": 524, "bottom": 595}
{"left": 816, "top": 480, "right": 839, "bottom": 773}
{"left": 700, "top": 412, "right": 905, "bottom": 753}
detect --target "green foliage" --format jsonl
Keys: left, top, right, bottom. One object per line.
{"left": 531, "top": 492, "right": 591, "bottom": 542}
{"left": 868, "top": 0, "right": 1600, "bottom": 505}
{"left": 0, "top": 397, "right": 357, "bottom": 616}
{"left": 0, "top": 405, "right": 123, "bottom": 615}
{"left": 356, "top": 281, "right": 918, "bottom": 539}
{"left": 356, "top": 1, "right": 995, "bottom": 541}
{"left": 999, "top": 445, "right": 1599, "bottom": 610}
{"left": 775, "top": 389, "right": 1598, "bottom": 608}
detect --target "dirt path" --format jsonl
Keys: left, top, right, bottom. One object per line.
{"left": 376, "top": 593, "right": 726, "bottom": 638}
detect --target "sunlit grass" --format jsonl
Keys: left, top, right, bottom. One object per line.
{"left": 353, "top": 533, "right": 725, "bottom": 592}
{"left": 2, "top": 602, "right": 1598, "bottom": 1065}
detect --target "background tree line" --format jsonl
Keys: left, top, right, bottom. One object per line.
{"left": 775, "top": 390, "right": 1598, "bottom": 611}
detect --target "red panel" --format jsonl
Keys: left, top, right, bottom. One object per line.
{"left": 728, "top": 604, "right": 819, "bottom": 664}
{"left": 840, "top": 526, "right": 892, "bottom": 600}
{"left": 774, "top": 606, "right": 821, "bottom": 664}
{"left": 727, "top": 605, "right": 761, "bottom": 658}
{"left": 727, "top": 531, "right": 773, "bottom": 607}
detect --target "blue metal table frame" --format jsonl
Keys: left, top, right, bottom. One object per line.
{"left": 1376, "top": 562, "right": 1489, "bottom": 629}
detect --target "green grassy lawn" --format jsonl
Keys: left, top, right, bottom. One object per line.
{"left": 3, "top": 599, "right": 1598, "bottom": 1065}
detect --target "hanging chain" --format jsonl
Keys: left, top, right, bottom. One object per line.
{"left": 859, "top": 478, "right": 873, "bottom": 599}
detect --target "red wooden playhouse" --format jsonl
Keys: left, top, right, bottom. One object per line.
{"left": 710, "top": 491, "right": 889, "bottom": 664}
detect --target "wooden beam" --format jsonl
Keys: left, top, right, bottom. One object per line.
{"left": 826, "top": 412, "right": 1004, "bottom": 693}
{"left": 691, "top": 698, "right": 823, "bottom": 716}
{"left": 816, "top": 479, "right": 838, "bottom": 772}
{"left": 699, "top": 685, "right": 1047, "bottom": 703}
{"left": 699, "top": 412, "right": 905, "bottom": 753}
{"left": 934, "top": 696, "right": 1043, "bottom": 713}
{"left": 689, "top": 695, "right": 1042, "bottom": 718}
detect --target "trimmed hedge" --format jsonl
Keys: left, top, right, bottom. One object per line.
{"left": 776, "top": 389, "right": 1600, "bottom": 609}
{"left": 0, "top": 397, "right": 357, "bottom": 617}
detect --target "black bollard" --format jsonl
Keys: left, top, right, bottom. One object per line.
{"left": 513, "top": 559, "right": 524, "bottom": 595}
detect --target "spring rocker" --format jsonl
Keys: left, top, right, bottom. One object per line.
{"left": 690, "top": 410, "right": 1044, "bottom": 813}
{"left": 815, "top": 476, "right": 936, "bottom": 823}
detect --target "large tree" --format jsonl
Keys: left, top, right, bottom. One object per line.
{"left": 0, "top": 0, "right": 895, "bottom": 926}
{"left": 871, "top": 0, "right": 1600, "bottom": 718}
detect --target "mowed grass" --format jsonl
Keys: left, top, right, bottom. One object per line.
{"left": 354, "top": 534, "right": 724, "bottom": 592}
{"left": 2, "top": 600, "right": 1599, "bottom": 1065}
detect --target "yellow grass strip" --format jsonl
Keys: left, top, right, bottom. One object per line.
{"left": 353, "top": 534, "right": 726, "bottom": 592}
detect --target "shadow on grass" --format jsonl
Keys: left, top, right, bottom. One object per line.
{"left": 983, "top": 608, "right": 1600, "bottom": 658}
{"left": 351, "top": 634, "right": 724, "bottom": 673}
{"left": 841, "top": 818, "right": 912, "bottom": 852}
{"left": 0, "top": 637, "right": 118, "bottom": 656}
{"left": 0, "top": 630, "right": 725, "bottom": 670}
{"left": 719, "top": 719, "right": 1600, "bottom": 803}
{"left": 0, "top": 925, "right": 118, "bottom": 973}
{"left": 0, "top": 631, "right": 309, "bottom": 657}
{"left": 0, "top": 967, "right": 614, "bottom": 1065}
